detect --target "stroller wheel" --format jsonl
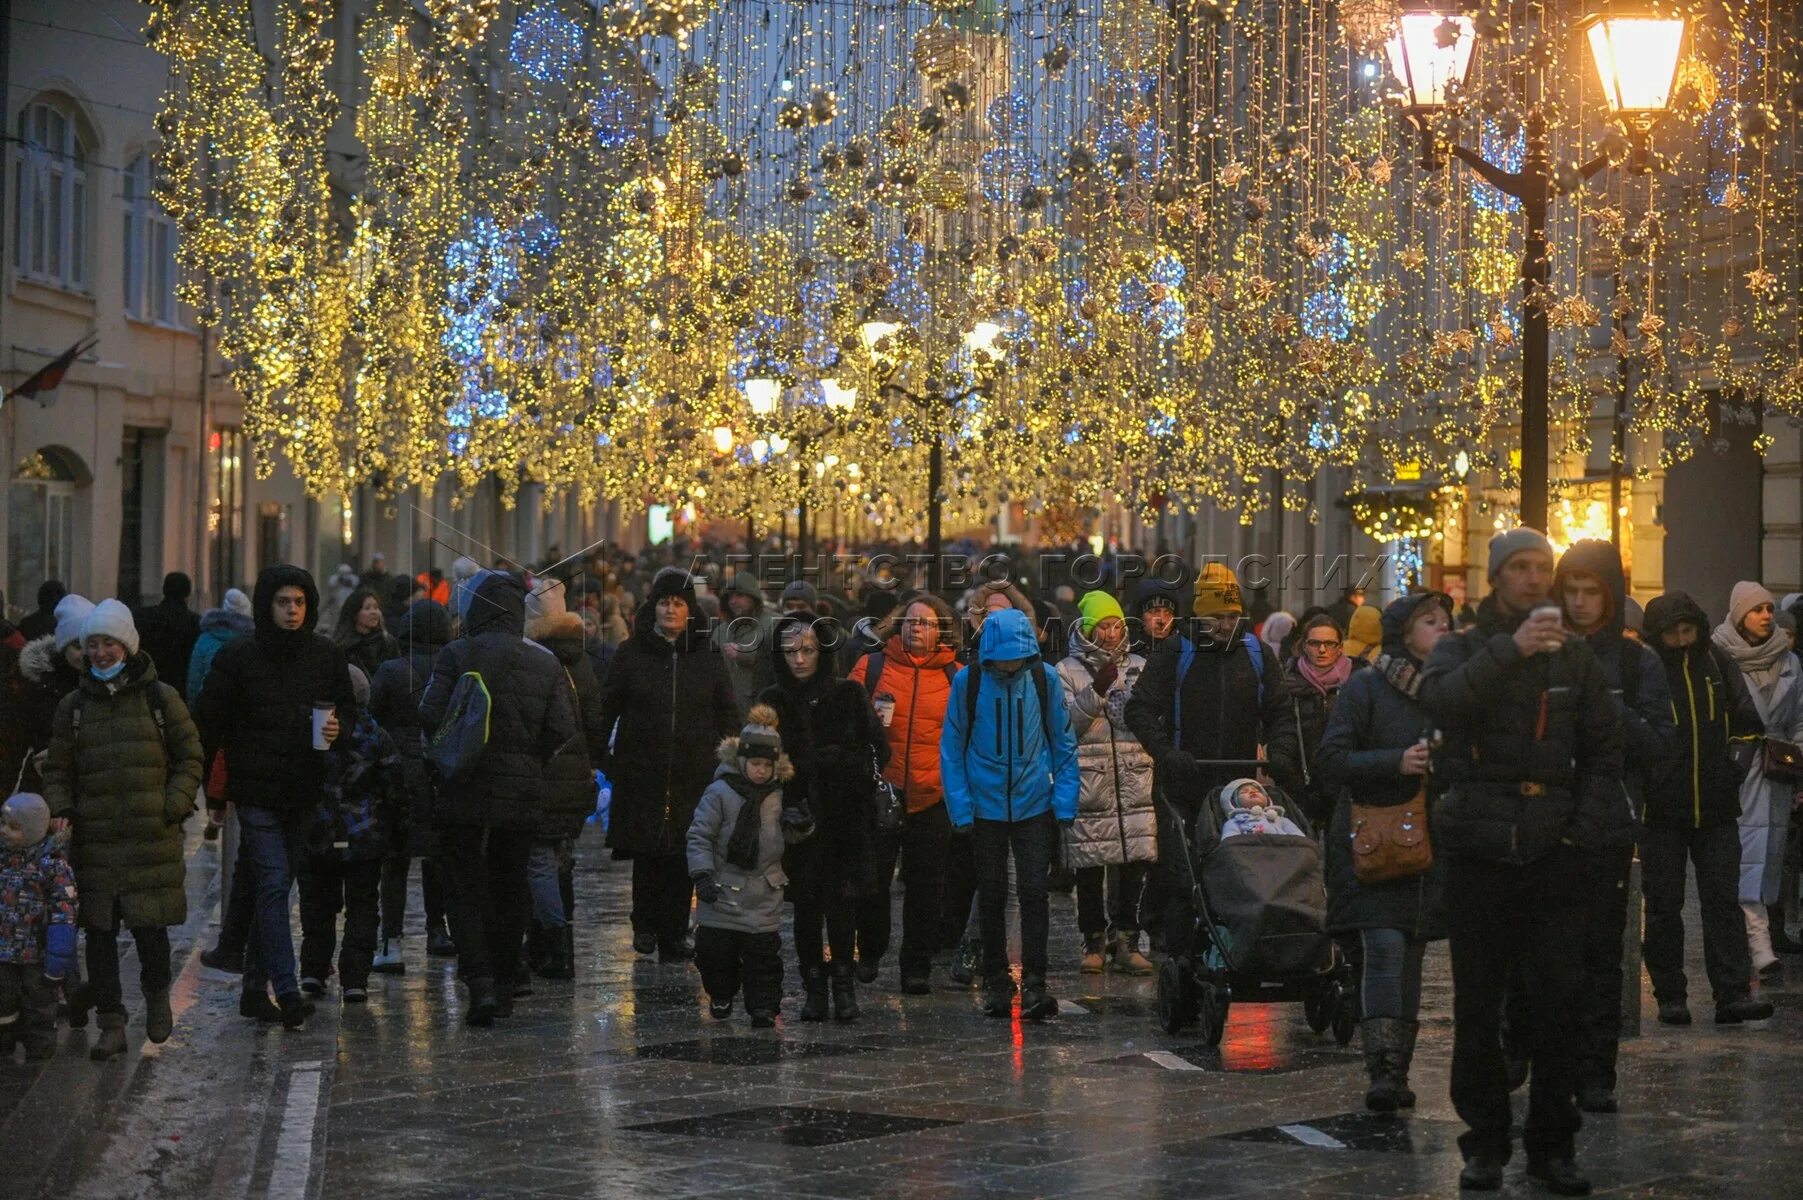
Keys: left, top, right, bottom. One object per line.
{"left": 1330, "top": 982, "right": 1358, "bottom": 1046}
{"left": 1200, "top": 983, "right": 1228, "bottom": 1048}
{"left": 1157, "top": 957, "right": 1197, "bottom": 1035}
{"left": 1303, "top": 979, "right": 1332, "bottom": 1034}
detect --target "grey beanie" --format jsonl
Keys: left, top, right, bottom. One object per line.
{"left": 1486, "top": 527, "right": 1555, "bottom": 581}
{"left": 347, "top": 664, "right": 370, "bottom": 709}
{"left": 780, "top": 579, "right": 819, "bottom": 608}
{"left": 3, "top": 793, "right": 51, "bottom": 847}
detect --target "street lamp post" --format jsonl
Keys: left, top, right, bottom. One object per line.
{"left": 1384, "top": 6, "right": 1685, "bottom": 531}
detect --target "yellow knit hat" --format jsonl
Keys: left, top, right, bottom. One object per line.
{"left": 1192, "top": 562, "right": 1243, "bottom": 617}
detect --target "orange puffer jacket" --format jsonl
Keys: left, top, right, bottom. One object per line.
{"left": 848, "top": 635, "right": 961, "bottom": 814}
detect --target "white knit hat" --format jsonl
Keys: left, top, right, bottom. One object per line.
{"left": 53, "top": 594, "right": 95, "bottom": 651}
{"left": 82, "top": 598, "right": 140, "bottom": 656}
{"left": 224, "top": 587, "right": 253, "bottom": 619}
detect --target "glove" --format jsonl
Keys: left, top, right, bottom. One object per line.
{"left": 1091, "top": 664, "right": 1118, "bottom": 695}
{"left": 780, "top": 805, "right": 814, "bottom": 832}
{"left": 44, "top": 924, "right": 77, "bottom": 982}
{"left": 692, "top": 874, "right": 723, "bottom": 904}
{"left": 1161, "top": 749, "right": 1198, "bottom": 778}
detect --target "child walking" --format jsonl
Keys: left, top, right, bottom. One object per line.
{"left": 687, "top": 705, "right": 809, "bottom": 1027}
{"left": 0, "top": 793, "right": 78, "bottom": 1061}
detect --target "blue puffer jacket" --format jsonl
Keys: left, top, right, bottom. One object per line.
{"left": 941, "top": 609, "right": 1080, "bottom": 827}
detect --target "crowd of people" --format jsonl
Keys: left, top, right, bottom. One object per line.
{"left": 0, "top": 527, "right": 1798, "bottom": 1196}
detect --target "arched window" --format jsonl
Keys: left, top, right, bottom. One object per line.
{"left": 123, "top": 155, "right": 180, "bottom": 322}
{"left": 13, "top": 100, "right": 90, "bottom": 291}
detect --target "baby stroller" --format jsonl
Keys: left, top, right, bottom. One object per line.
{"left": 1154, "top": 760, "right": 1357, "bottom": 1047}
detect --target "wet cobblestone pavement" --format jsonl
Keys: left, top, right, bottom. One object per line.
{"left": 6, "top": 831, "right": 1802, "bottom": 1198}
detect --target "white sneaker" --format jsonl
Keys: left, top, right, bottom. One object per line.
{"left": 371, "top": 938, "right": 405, "bottom": 975}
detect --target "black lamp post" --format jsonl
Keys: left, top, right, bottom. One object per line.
{"left": 1384, "top": 6, "right": 1687, "bottom": 531}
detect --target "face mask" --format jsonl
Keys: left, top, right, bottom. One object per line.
{"left": 90, "top": 660, "right": 127, "bottom": 682}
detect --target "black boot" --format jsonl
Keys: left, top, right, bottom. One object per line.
{"left": 981, "top": 973, "right": 1016, "bottom": 1018}
{"left": 1019, "top": 974, "right": 1057, "bottom": 1021}
{"left": 540, "top": 924, "right": 574, "bottom": 980}
{"left": 64, "top": 981, "right": 92, "bottom": 1030}
{"left": 830, "top": 964, "right": 861, "bottom": 1023}
{"left": 1525, "top": 1151, "right": 1592, "bottom": 1196}
{"left": 1361, "top": 1017, "right": 1406, "bottom": 1112}
{"left": 240, "top": 989, "right": 283, "bottom": 1022}
{"left": 1395, "top": 1020, "right": 1418, "bottom": 1108}
{"left": 425, "top": 920, "right": 456, "bottom": 957}
{"left": 1459, "top": 1154, "right": 1505, "bottom": 1191}
{"left": 1769, "top": 906, "right": 1803, "bottom": 953}
{"left": 799, "top": 968, "right": 829, "bottom": 1022}
{"left": 465, "top": 977, "right": 499, "bottom": 1027}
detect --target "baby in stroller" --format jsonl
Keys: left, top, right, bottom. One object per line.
{"left": 1217, "top": 778, "right": 1304, "bottom": 840}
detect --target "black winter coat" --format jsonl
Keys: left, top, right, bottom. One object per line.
{"left": 1418, "top": 594, "right": 1623, "bottom": 860}
{"left": 4, "top": 635, "right": 79, "bottom": 791}
{"left": 597, "top": 595, "right": 741, "bottom": 856}
{"left": 1643, "top": 592, "right": 1763, "bottom": 830}
{"left": 135, "top": 598, "right": 200, "bottom": 701}
{"left": 761, "top": 666, "right": 890, "bottom": 903}
{"left": 528, "top": 611, "right": 609, "bottom": 839}
{"left": 194, "top": 566, "right": 357, "bottom": 813}
{"left": 1316, "top": 659, "right": 1448, "bottom": 940}
{"left": 338, "top": 628, "right": 400, "bottom": 681}
{"left": 1282, "top": 657, "right": 1365, "bottom": 825}
{"left": 419, "top": 573, "right": 577, "bottom": 830}
{"left": 1122, "top": 626, "right": 1303, "bottom": 807}
{"left": 368, "top": 600, "right": 452, "bottom": 855}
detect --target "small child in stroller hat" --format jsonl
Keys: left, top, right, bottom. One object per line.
{"left": 1218, "top": 778, "right": 1304, "bottom": 840}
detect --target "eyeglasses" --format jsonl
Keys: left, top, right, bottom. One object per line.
{"left": 1304, "top": 639, "right": 1342, "bottom": 650}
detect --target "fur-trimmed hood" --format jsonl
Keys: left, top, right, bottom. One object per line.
{"left": 714, "top": 736, "right": 795, "bottom": 781}
{"left": 17, "top": 635, "right": 63, "bottom": 685}
{"left": 526, "top": 609, "right": 585, "bottom": 644}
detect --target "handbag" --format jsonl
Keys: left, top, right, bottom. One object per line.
{"left": 1762, "top": 737, "right": 1803, "bottom": 786}
{"left": 869, "top": 749, "right": 905, "bottom": 834}
{"left": 1350, "top": 783, "right": 1434, "bottom": 884}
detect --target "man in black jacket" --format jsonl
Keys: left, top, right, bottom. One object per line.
{"left": 1641, "top": 592, "right": 1773, "bottom": 1029}
{"left": 1420, "top": 528, "right": 1622, "bottom": 1195}
{"left": 1552, "top": 540, "right": 1677, "bottom": 1114}
{"left": 421, "top": 571, "right": 577, "bottom": 1026}
{"left": 196, "top": 565, "right": 356, "bottom": 1029}
{"left": 1124, "top": 563, "right": 1301, "bottom": 963}
{"left": 136, "top": 572, "right": 201, "bottom": 700}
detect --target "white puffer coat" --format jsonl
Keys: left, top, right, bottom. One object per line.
{"left": 1055, "top": 628, "right": 1156, "bottom": 868}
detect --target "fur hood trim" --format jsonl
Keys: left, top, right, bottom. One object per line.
{"left": 714, "top": 736, "right": 795, "bottom": 781}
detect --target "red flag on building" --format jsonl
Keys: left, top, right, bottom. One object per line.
{"left": 6, "top": 335, "right": 97, "bottom": 405}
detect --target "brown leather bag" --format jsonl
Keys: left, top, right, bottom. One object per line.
{"left": 1350, "top": 784, "right": 1434, "bottom": 884}
{"left": 1762, "top": 737, "right": 1803, "bottom": 786}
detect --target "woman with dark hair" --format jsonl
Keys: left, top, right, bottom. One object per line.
{"left": 760, "top": 613, "right": 890, "bottom": 1022}
{"left": 332, "top": 588, "right": 399, "bottom": 678}
{"left": 1283, "top": 612, "right": 1364, "bottom": 827}
{"left": 1316, "top": 592, "right": 1453, "bottom": 1112}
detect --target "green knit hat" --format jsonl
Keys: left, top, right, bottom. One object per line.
{"left": 1077, "top": 590, "right": 1125, "bottom": 636}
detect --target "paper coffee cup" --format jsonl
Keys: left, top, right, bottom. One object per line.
{"left": 311, "top": 702, "right": 335, "bottom": 750}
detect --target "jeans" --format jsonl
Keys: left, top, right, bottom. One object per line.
{"left": 629, "top": 853, "right": 693, "bottom": 947}
{"left": 1360, "top": 927, "right": 1427, "bottom": 1021}
{"left": 239, "top": 806, "right": 310, "bottom": 999}
{"left": 859, "top": 801, "right": 953, "bottom": 976}
{"left": 528, "top": 838, "right": 573, "bottom": 928}
{"left": 1641, "top": 821, "right": 1752, "bottom": 1006}
{"left": 974, "top": 812, "right": 1057, "bottom": 980}
{"left": 437, "top": 825, "right": 533, "bottom": 990}
{"left": 694, "top": 926, "right": 783, "bottom": 1013}
{"left": 1446, "top": 848, "right": 1587, "bottom": 1163}
{"left": 299, "top": 856, "right": 383, "bottom": 990}
{"left": 85, "top": 916, "right": 173, "bottom": 1016}
{"left": 1576, "top": 843, "right": 1634, "bottom": 1092}
{"left": 1075, "top": 861, "right": 1150, "bottom": 941}
{"left": 379, "top": 853, "right": 447, "bottom": 939}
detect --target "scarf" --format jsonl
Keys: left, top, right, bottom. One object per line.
{"left": 1374, "top": 652, "right": 1424, "bottom": 700}
{"left": 1712, "top": 617, "right": 1792, "bottom": 696}
{"left": 723, "top": 772, "right": 779, "bottom": 870}
{"left": 1296, "top": 653, "right": 1352, "bottom": 696}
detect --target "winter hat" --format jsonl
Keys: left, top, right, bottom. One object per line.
{"left": 346, "top": 664, "right": 370, "bottom": 709}
{"left": 525, "top": 578, "right": 570, "bottom": 624}
{"left": 1219, "top": 777, "right": 1268, "bottom": 815}
{"left": 780, "top": 579, "right": 819, "bottom": 609}
{"left": 1729, "top": 580, "right": 1776, "bottom": 631}
{"left": 224, "top": 587, "right": 253, "bottom": 619}
{"left": 1486, "top": 527, "right": 1555, "bottom": 581}
{"left": 1260, "top": 611, "right": 1296, "bottom": 659}
{"left": 82, "top": 599, "right": 140, "bottom": 656}
{"left": 1345, "top": 605, "right": 1383, "bottom": 660}
{"left": 1077, "top": 590, "right": 1125, "bottom": 636}
{"left": 648, "top": 566, "right": 697, "bottom": 605}
{"left": 162, "top": 572, "right": 193, "bottom": 602}
{"left": 738, "top": 702, "right": 783, "bottom": 767}
{"left": 1, "top": 793, "right": 50, "bottom": 847}
{"left": 1192, "top": 562, "right": 1243, "bottom": 617}
{"left": 53, "top": 594, "right": 95, "bottom": 652}
{"left": 1379, "top": 592, "right": 1451, "bottom": 654}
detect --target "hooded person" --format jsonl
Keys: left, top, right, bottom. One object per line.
{"left": 187, "top": 587, "right": 256, "bottom": 844}
{"left": 5, "top": 593, "right": 93, "bottom": 794}
{"left": 941, "top": 606, "right": 1081, "bottom": 1021}
{"left": 1640, "top": 591, "right": 1772, "bottom": 1029}
{"left": 1549, "top": 540, "right": 1678, "bottom": 1110}
{"left": 194, "top": 565, "right": 357, "bottom": 1030}
{"left": 1127, "top": 575, "right": 1186, "bottom": 658}
{"left": 367, "top": 599, "right": 457, "bottom": 966}
{"left": 597, "top": 566, "right": 741, "bottom": 962}
{"left": 1318, "top": 590, "right": 1455, "bottom": 1112}
{"left": 713, "top": 571, "right": 775, "bottom": 716}
{"left": 42, "top": 599, "right": 204, "bottom": 1059}
{"left": 1055, "top": 589, "right": 1157, "bottom": 976}
{"left": 420, "top": 570, "right": 578, "bottom": 1026}
{"left": 1710, "top": 580, "right": 1803, "bottom": 976}
{"left": 758, "top": 612, "right": 890, "bottom": 1022}
{"left": 522, "top": 580, "right": 610, "bottom": 979}
{"left": 17, "top": 580, "right": 67, "bottom": 643}
{"left": 135, "top": 572, "right": 201, "bottom": 701}
{"left": 961, "top": 580, "right": 1040, "bottom": 664}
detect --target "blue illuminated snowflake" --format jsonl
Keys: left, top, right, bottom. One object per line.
{"left": 591, "top": 84, "right": 640, "bottom": 150}
{"left": 1307, "top": 421, "right": 1340, "bottom": 452}
{"left": 1146, "top": 413, "right": 1176, "bottom": 438}
{"left": 1471, "top": 123, "right": 1524, "bottom": 213}
{"left": 1302, "top": 289, "right": 1352, "bottom": 341}
{"left": 510, "top": 3, "right": 584, "bottom": 86}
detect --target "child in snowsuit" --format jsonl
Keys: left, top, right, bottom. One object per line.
{"left": 687, "top": 704, "right": 809, "bottom": 1027}
{"left": 299, "top": 667, "right": 402, "bottom": 1003}
{"left": 0, "top": 793, "right": 77, "bottom": 1061}
{"left": 1218, "top": 778, "right": 1305, "bottom": 839}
